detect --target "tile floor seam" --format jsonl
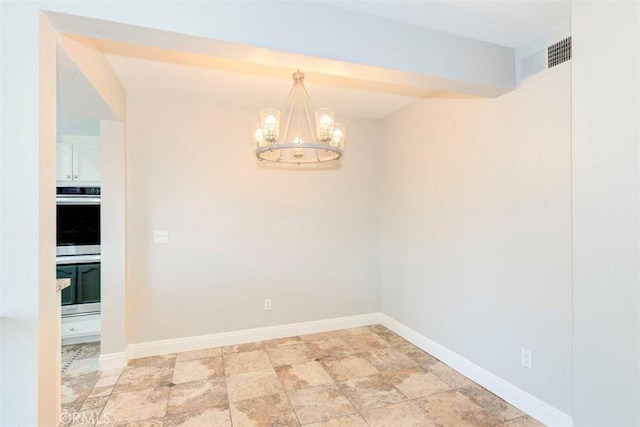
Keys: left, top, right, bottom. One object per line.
{"left": 88, "top": 383, "right": 109, "bottom": 427}
{"left": 331, "top": 371, "right": 375, "bottom": 427}
{"left": 282, "top": 388, "right": 304, "bottom": 426}
{"left": 271, "top": 341, "right": 303, "bottom": 426}
{"left": 162, "top": 380, "right": 172, "bottom": 422}
{"left": 220, "top": 349, "right": 236, "bottom": 427}
{"left": 321, "top": 331, "right": 397, "bottom": 425}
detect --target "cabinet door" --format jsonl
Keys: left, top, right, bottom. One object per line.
{"left": 73, "top": 143, "right": 101, "bottom": 182}
{"left": 56, "top": 265, "right": 76, "bottom": 305}
{"left": 77, "top": 263, "right": 100, "bottom": 304}
{"left": 56, "top": 143, "right": 74, "bottom": 182}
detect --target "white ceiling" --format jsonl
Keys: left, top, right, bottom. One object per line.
{"left": 57, "top": 1, "right": 571, "bottom": 124}
{"left": 57, "top": 46, "right": 118, "bottom": 126}
{"left": 325, "top": 1, "right": 571, "bottom": 48}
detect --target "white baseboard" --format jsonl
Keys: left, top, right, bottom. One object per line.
{"left": 379, "top": 314, "right": 573, "bottom": 427}
{"left": 126, "top": 312, "right": 382, "bottom": 360}
{"left": 99, "top": 351, "right": 127, "bottom": 370}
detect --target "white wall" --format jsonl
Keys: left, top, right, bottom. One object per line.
{"left": 100, "top": 120, "right": 127, "bottom": 358}
{"left": 380, "top": 67, "right": 573, "bottom": 414}
{"left": 572, "top": 3, "right": 640, "bottom": 425}
{"left": 0, "top": 8, "right": 59, "bottom": 424}
{"left": 125, "top": 93, "right": 381, "bottom": 344}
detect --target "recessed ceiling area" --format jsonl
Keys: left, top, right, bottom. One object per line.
{"left": 57, "top": 45, "right": 118, "bottom": 131}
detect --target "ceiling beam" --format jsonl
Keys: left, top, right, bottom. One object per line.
{"left": 42, "top": 3, "right": 515, "bottom": 97}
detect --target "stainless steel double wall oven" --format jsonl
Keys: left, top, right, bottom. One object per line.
{"left": 56, "top": 187, "right": 101, "bottom": 316}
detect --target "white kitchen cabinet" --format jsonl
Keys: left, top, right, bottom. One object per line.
{"left": 56, "top": 142, "right": 74, "bottom": 181}
{"left": 73, "top": 143, "right": 101, "bottom": 181}
{"left": 57, "top": 136, "right": 101, "bottom": 185}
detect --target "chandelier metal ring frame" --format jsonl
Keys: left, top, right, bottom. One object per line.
{"left": 253, "top": 70, "right": 346, "bottom": 164}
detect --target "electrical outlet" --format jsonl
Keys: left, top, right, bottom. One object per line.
{"left": 154, "top": 230, "right": 169, "bottom": 243}
{"left": 264, "top": 298, "right": 272, "bottom": 311}
{"left": 521, "top": 348, "right": 532, "bottom": 368}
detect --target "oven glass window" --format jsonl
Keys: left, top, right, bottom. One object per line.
{"left": 57, "top": 205, "right": 101, "bottom": 246}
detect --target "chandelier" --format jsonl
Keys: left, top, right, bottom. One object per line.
{"left": 253, "top": 70, "right": 345, "bottom": 164}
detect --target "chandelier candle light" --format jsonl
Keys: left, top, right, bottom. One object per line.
{"left": 253, "top": 70, "right": 346, "bottom": 164}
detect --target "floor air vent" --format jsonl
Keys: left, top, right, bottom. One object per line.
{"left": 548, "top": 36, "right": 572, "bottom": 68}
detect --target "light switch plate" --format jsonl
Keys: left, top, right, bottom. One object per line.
{"left": 154, "top": 230, "right": 169, "bottom": 243}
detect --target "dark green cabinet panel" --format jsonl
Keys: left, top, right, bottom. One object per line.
{"left": 56, "top": 265, "right": 76, "bottom": 305}
{"left": 56, "top": 263, "right": 100, "bottom": 305}
{"left": 78, "top": 263, "right": 100, "bottom": 303}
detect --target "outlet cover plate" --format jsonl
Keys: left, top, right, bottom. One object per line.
{"left": 154, "top": 230, "right": 169, "bottom": 243}
{"left": 521, "top": 348, "right": 532, "bottom": 368}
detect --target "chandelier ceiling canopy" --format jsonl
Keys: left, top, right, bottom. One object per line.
{"left": 253, "top": 70, "right": 345, "bottom": 164}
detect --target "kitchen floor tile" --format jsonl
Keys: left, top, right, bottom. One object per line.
{"left": 429, "top": 361, "right": 476, "bottom": 388}
{"left": 261, "top": 336, "right": 303, "bottom": 349}
{"left": 286, "top": 383, "right": 356, "bottom": 425}
{"left": 342, "top": 333, "right": 391, "bottom": 351}
{"left": 395, "top": 342, "right": 440, "bottom": 368}
{"left": 164, "top": 405, "right": 231, "bottom": 427}
{"left": 61, "top": 372, "right": 101, "bottom": 406}
{"left": 101, "top": 387, "right": 170, "bottom": 424}
{"left": 414, "top": 390, "right": 502, "bottom": 427}
{"left": 364, "top": 347, "right": 419, "bottom": 372}
{"left": 321, "top": 354, "right": 379, "bottom": 381}
{"left": 222, "top": 342, "right": 265, "bottom": 355}
{"left": 275, "top": 360, "right": 334, "bottom": 390}
{"left": 113, "top": 362, "right": 174, "bottom": 394}
{"left": 223, "top": 349, "right": 272, "bottom": 375}
{"left": 166, "top": 378, "right": 227, "bottom": 415}
{"left": 127, "top": 353, "right": 177, "bottom": 368}
{"left": 225, "top": 368, "right": 283, "bottom": 402}
{"left": 459, "top": 383, "right": 525, "bottom": 422}
{"left": 302, "top": 413, "right": 368, "bottom": 427}
{"left": 229, "top": 393, "right": 298, "bottom": 427}
{"left": 266, "top": 342, "right": 314, "bottom": 367}
{"left": 503, "top": 415, "right": 547, "bottom": 427}
{"left": 172, "top": 356, "right": 224, "bottom": 384}
{"left": 337, "top": 374, "right": 407, "bottom": 411}
{"left": 361, "top": 400, "right": 437, "bottom": 427}
{"left": 306, "top": 338, "right": 353, "bottom": 359}
{"left": 63, "top": 358, "right": 100, "bottom": 378}
{"left": 383, "top": 366, "right": 451, "bottom": 399}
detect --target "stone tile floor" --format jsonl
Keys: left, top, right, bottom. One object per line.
{"left": 61, "top": 325, "right": 546, "bottom": 426}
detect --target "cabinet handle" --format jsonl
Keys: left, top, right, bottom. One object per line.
{"left": 66, "top": 175, "right": 71, "bottom": 179}
{"left": 74, "top": 175, "right": 78, "bottom": 179}
{"left": 69, "top": 327, "right": 75, "bottom": 331}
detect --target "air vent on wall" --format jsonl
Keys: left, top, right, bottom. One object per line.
{"left": 548, "top": 36, "right": 572, "bottom": 68}
{"left": 519, "top": 35, "right": 572, "bottom": 82}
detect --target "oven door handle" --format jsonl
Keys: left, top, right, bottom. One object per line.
{"left": 56, "top": 254, "right": 101, "bottom": 265}
{"left": 56, "top": 197, "right": 101, "bottom": 205}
